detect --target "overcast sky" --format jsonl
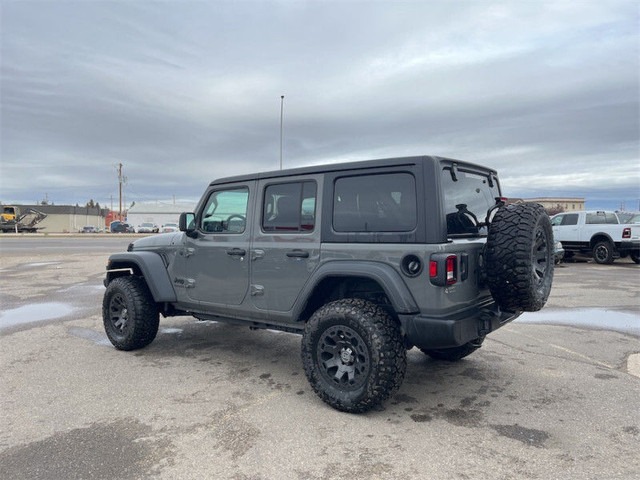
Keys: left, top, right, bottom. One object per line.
{"left": 1, "top": 1, "right": 638, "bottom": 210}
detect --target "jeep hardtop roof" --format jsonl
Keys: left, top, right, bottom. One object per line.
{"left": 210, "top": 155, "right": 497, "bottom": 186}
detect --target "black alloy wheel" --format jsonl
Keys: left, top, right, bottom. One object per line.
{"left": 316, "top": 325, "right": 371, "bottom": 391}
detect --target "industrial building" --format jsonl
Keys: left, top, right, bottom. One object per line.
{"left": 7, "top": 204, "right": 109, "bottom": 233}
{"left": 126, "top": 202, "right": 196, "bottom": 230}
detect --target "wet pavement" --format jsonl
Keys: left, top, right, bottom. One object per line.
{"left": 0, "top": 240, "right": 639, "bottom": 479}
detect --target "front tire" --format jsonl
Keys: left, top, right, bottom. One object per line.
{"left": 103, "top": 276, "right": 160, "bottom": 350}
{"left": 301, "top": 299, "right": 406, "bottom": 413}
{"left": 593, "top": 241, "right": 614, "bottom": 264}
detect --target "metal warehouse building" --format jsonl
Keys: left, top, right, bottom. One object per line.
{"left": 126, "top": 202, "right": 196, "bottom": 230}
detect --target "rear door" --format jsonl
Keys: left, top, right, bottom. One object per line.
{"left": 251, "top": 175, "right": 321, "bottom": 314}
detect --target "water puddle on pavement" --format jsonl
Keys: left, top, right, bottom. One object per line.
{"left": 160, "top": 327, "right": 183, "bottom": 334}
{"left": 0, "top": 302, "right": 74, "bottom": 330}
{"left": 517, "top": 309, "right": 640, "bottom": 337}
{"left": 22, "top": 262, "right": 62, "bottom": 268}
{"left": 67, "top": 327, "right": 113, "bottom": 347}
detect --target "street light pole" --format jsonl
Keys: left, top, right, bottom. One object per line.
{"left": 280, "top": 95, "right": 284, "bottom": 170}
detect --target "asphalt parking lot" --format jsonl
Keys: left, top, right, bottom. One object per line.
{"left": 1, "top": 237, "right": 639, "bottom": 479}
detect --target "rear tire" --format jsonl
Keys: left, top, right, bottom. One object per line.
{"left": 630, "top": 252, "right": 640, "bottom": 264}
{"left": 593, "top": 241, "right": 615, "bottom": 264}
{"left": 421, "top": 338, "right": 484, "bottom": 361}
{"left": 485, "top": 203, "right": 554, "bottom": 312}
{"left": 103, "top": 276, "right": 159, "bottom": 350}
{"left": 301, "top": 299, "right": 406, "bottom": 413}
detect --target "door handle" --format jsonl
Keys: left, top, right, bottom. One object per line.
{"left": 226, "top": 248, "right": 246, "bottom": 256}
{"left": 286, "top": 250, "right": 309, "bottom": 258}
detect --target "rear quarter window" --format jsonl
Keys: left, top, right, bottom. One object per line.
{"left": 333, "top": 173, "right": 417, "bottom": 232}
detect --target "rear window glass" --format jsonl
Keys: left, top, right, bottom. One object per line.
{"left": 333, "top": 173, "right": 417, "bottom": 232}
{"left": 586, "top": 213, "right": 618, "bottom": 224}
{"left": 441, "top": 167, "right": 500, "bottom": 236}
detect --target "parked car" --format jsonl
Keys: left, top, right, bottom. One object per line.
{"left": 137, "top": 222, "right": 159, "bottom": 233}
{"left": 551, "top": 210, "right": 640, "bottom": 264}
{"left": 102, "top": 155, "right": 556, "bottom": 413}
{"left": 110, "top": 221, "right": 135, "bottom": 233}
{"left": 81, "top": 225, "right": 98, "bottom": 233}
{"left": 161, "top": 223, "right": 179, "bottom": 233}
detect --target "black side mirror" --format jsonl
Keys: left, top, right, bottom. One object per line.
{"left": 179, "top": 212, "right": 196, "bottom": 235}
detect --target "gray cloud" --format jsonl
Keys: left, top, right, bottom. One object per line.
{"left": 1, "top": 1, "right": 638, "bottom": 209}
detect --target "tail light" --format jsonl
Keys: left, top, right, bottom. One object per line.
{"left": 623, "top": 228, "right": 631, "bottom": 239}
{"left": 446, "top": 255, "right": 457, "bottom": 285}
{"left": 430, "top": 253, "right": 458, "bottom": 286}
{"left": 429, "top": 261, "right": 438, "bottom": 277}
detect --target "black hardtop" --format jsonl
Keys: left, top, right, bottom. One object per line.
{"left": 210, "top": 155, "right": 497, "bottom": 186}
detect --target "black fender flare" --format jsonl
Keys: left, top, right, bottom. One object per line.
{"left": 589, "top": 233, "right": 615, "bottom": 248}
{"left": 292, "top": 261, "right": 419, "bottom": 320}
{"left": 106, "top": 252, "right": 177, "bottom": 302}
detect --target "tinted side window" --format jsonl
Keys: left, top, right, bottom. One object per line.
{"left": 262, "top": 181, "right": 317, "bottom": 232}
{"left": 586, "top": 213, "right": 606, "bottom": 225}
{"left": 333, "top": 173, "right": 416, "bottom": 232}
{"left": 561, "top": 214, "right": 578, "bottom": 226}
{"left": 551, "top": 215, "right": 564, "bottom": 226}
{"left": 201, "top": 188, "right": 248, "bottom": 233}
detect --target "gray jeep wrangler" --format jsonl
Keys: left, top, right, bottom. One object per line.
{"left": 103, "top": 156, "right": 554, "bottom": 412}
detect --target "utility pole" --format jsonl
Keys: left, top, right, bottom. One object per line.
{"left": 280, "top": 95, "right": 284, "bottom": 170}
{"left": 110, "top": 194, "right": 113, "bottom": 213}
{"left": 117, "top": 163, "right": 126, "bottom": 220}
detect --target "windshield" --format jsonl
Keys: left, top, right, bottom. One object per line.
{"left": 141, "top": 223, "right": 154, "bottom": 227}
{"left": 441, "top": 166, "right": 500, "bottom": 236}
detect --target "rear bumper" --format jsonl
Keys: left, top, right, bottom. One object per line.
{"left": 398, "top": 303, "right": 521, "bottom": 349}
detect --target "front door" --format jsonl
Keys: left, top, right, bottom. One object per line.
{"left": 184, "top": 183, "right": 253, "bottom": 306}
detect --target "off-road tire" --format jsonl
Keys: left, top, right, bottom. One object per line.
{"left": 420, "top": 338, "right": 484, "bottom": 361}
{"left": 593, "top": 241, "right": 615, "bottom": 265}
{"left": 301, "top": 299, "right": 407, "bottom": 413}
{"left": 102, "top": 276, "right": 160, "bottom": 350}
{"left": 631, "top": 252, "right": 640, "bottom": 264}
{"left": 485, "top": 202, "right": 554, "bottom": 312}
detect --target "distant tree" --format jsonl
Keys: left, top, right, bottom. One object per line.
{"left": 86, "top": 199, "right": 96, "bottom": 208}
{"left": 95, "top": 202, "right": 100, "bottom": 210}
{"left": 546, "top": 204, "right": 565, "bottom": 216}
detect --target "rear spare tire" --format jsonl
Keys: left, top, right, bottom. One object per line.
{"left": 485, "top": 203, "right": 554, "bottom": 312}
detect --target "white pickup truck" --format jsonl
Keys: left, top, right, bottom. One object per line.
{"left": 551, "top": 210, "right": 640, "bottom": 264}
